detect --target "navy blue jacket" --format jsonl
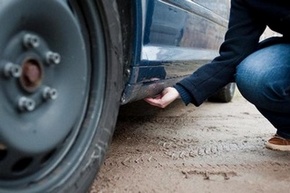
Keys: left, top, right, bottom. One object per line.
{"left": 175, "top": 0, "right": 290, "bottom": 106}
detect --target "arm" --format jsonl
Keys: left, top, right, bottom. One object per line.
{"left": 175, "top": 0, "right": 266, "bottom": 106}
{"left": 145, "top": 0, "right": 266, "bottom": 108}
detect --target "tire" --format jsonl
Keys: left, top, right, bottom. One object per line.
{"left": 208, "top": 83, "right": 236, "bottom": 103}
{"left": 0, "top": 0, "right": 123, "bottom": 193}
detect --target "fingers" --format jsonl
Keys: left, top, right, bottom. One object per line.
{"left": 144, "top": 87, "right": 180, "bottom": 108}
{"left": 144, "top": 97, "right": 164, "bottom": 108}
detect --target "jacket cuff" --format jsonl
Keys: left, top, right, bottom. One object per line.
{"left": 173, "top": 85, "right": 192, "bottom": 105}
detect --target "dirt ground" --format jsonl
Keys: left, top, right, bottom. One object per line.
{"left": 90, "top": 91, "right": 290, "bottom": 193}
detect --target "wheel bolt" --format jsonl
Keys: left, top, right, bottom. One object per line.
{"left": 3, "top": 63, "right": 22, "bottom": 78}
{"left": 46, "top": 51, "right": 61, "bottom": 65}
{"left": 18, "top": 97, "right": 36, "bottom": 112}
{"left": 23, "top": 34, "right": 40, "bottom": 48}
{"left": 42, "top": 87, "right": 58, "bottom": 100}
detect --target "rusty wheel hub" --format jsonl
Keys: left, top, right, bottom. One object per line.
{"left": 20, "top": 59, "right": 43, "bottom": 92}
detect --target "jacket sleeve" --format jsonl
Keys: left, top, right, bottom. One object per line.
{"left": 174, "top": 0, "right": 266, "bottom": 106}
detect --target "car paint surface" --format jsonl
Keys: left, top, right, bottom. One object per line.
{"left": 121, "top": 0, "right": 230, "bottom": 104}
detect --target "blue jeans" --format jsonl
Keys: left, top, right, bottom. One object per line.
{"left": 236, "top": 44, "right": 290, "bottom": 138}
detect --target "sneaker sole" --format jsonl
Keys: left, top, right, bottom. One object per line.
{"left": 265, "top": 141, "right": 290, "bottom": 151}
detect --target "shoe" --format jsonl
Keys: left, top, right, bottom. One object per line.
{"left": 265, "top": 134, "right": 290, "bottom": 151}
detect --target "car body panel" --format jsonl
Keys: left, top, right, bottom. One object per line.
{"left": 121, "top": 0, "right": 230, "bottom": 104}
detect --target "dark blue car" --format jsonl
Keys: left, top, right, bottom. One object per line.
{"left": 0, "top": 0, "right": 232, "bottom": 192}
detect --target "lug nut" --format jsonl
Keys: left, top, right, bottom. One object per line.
{"left": 42, "top": 87, "right": 58, "bottom": 100}
{"left": 46, "top": 51, "right": 61, "bottom": 65}
{"left": 23, "top": 34, "right": 40, "bottom": 48}
{"left": 3, "top": 63, "right": 22, "bottom": 78}
{"left": 18, "top": 97, "right": 36, "bottom": 112}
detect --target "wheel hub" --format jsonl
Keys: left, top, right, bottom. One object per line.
{"left": 20, "top": 58, "right": 43, "bottom": 92}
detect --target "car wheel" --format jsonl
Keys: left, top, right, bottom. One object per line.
{"left": 208, "top": 83, "right": 236, "bottom": 103}
{"left": 0, "top": 0, "right": 123, "bottom": 193}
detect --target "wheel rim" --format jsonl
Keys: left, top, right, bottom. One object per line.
{"left": 0, "top": 0, "right": 105, "bottom": 191}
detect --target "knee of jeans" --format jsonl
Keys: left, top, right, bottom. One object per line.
{"left": 235, "top": 72, "right": 258, "bottom": 101}
{"left": 236, "top": 43, "right": 290, "bottom": 106}
{"left": 236, "top": 64, "right": 268, "bottom": 104}
{"left": 237, "top": 70, "right": 290, "bottom": 105}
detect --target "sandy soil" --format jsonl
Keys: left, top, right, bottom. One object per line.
{"left": 90, "top": 91, "right": 290, "bottom": 193}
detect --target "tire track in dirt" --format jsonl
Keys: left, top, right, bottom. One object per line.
{"left": 91, "top": 98, "right": 290, "bottom": 193}
{"left": 117, "top": 115, "right": 265, "bottom": 126}
{"left": 104, "top": 114, "right": 290, "bottom": 173}
{"left": 114, "top": 115, "right": 270, "bottom": 157}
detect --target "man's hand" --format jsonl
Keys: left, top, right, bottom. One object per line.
{"left": 144, "top": 87, "right": 180, "bottom": 108}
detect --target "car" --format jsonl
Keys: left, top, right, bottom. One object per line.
{"left": 0, "top": 0, "right": 232, "bottom": 192}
